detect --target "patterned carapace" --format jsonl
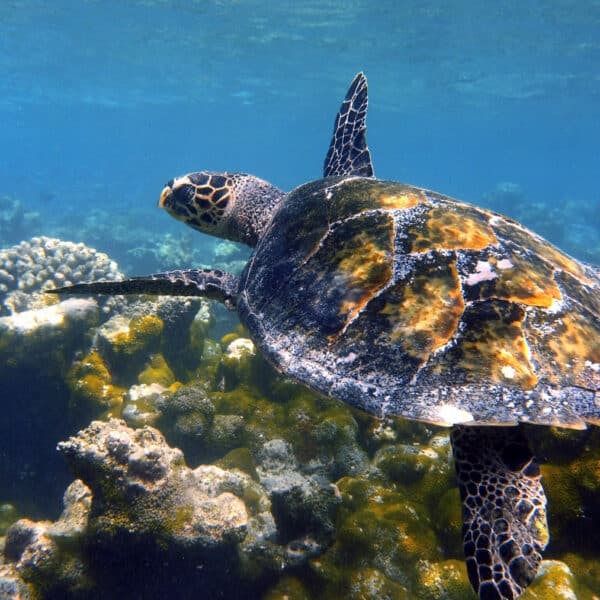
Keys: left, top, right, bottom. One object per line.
{"left": 241, "top": 177, "right": 600, "bottom": 428}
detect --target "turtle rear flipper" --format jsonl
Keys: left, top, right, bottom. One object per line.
{"left": 451, "top": 426, "right": 549, "bottom": 600}
{"left": 47, "top": 268, "right": 239, "bottom": 309}
{"left": 323, "top": 72, "right": 374, "bottom": 178}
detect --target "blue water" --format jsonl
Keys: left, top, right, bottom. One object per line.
{"left": 1, "top": 1, "right": 599, "bottom": 266}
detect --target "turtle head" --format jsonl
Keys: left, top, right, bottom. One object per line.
{"left": 159, "top": 171, "right": 284, "bottom": 247}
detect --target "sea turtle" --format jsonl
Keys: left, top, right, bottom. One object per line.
{"left": 51, "top": 73, "right": 600, "bottom": 600}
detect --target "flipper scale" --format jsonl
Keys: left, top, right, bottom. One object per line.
{"left": 323, "top": 72, "right": 374, "bottom": 178}
{"left": 451, "top": 426, "right": 548, "bottom": 600}
{"left": 47, "top": 268, "right": 239, "bottom": 308}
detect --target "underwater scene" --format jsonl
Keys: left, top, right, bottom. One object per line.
{"left": 0, "top": 1, "right": 599, "bottom": 599}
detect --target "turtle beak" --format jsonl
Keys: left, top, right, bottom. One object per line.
{"left": 158, "top": 185, "right": 172, "bottom": 209}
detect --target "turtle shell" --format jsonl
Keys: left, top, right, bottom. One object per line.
{"left": 238, "top": 177, "right": 600, "bottom": 428}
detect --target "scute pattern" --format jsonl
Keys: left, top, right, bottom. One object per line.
{"left": 285, "top": 210, "right": 394, "bottom": 337}
{"left": 451, "top": 426, "right": 548, "bottom": 600}
{"left": 458, "top": 248, "right": 562, "bottom": 308}
{"left": 240, "top": 177, "right": 600, "bottom": 426}
{"left": 378, "top": 253, "right": 464, "bottom": 361}
{"left": 490, "top": 215, "right": 592, "bottom": 285}
{"left": 443, "top": 300, "right": 538, "bottom": 389}
{"left": 408, "top": 205, "right": 498, "bottom": 252}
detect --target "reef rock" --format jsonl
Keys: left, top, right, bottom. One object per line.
{"left": 3, "top": 420, "right": 283, "bottom": 598}
{"left": 0, "top": 298, "right": 99, "bottom": 376}
{"left": 57, "top": 418, "right": 250, "bottom": 548}
{"left": 3, "top": 479, "right": 93, "bottom": 597}
{"left": 256, "top": 439, "right": 341, "bottom": 552}
{"left": 0, "top": 563, "right": 35, "bottom": 600}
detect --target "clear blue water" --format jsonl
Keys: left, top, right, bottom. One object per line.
{"left": 1, "top": 1, "right": 599, "bottom": 265}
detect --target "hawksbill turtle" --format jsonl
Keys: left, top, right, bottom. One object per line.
{"left": 51, "top": 73, "right": 600, "bottom": 599}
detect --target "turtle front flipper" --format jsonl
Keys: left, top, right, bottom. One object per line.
{"left": 451, "top": 426, "right": 549, "bottom": 600}
{"left": 47, "top": 268, "right": 240, "bottom": 309}
{"left": 323, "top": 72, "right": 374, "bottom": 178}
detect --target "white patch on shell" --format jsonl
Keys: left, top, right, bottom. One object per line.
{"left": 501, "top": 365, "right": 516, "bottom": 379}
{"left": 585, "top": 360, "right": 600, "bottom": 373}
{"left": 337, "top": 352, "right": 357, "bottom": 365}
{"left": 546, "top": 298, "right": 565, "bottom": 314}
{"left": 465, "top": 260, "right": 497, "bottom": 286}
{"left": 436, "top": 403, "right": 474, "bottom": 425}
{"left": 496, "top": 258, "right": 514, "bottom": 270}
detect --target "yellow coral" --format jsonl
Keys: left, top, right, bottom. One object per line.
{"left": 138, "top": 354, "right": 176, "bottom": 387}
{"left": 416, "top": 559, "right": 471, "bottom": 600}
{"left": 111, "top": 315, "right": 164, "bottom": 355}
{"left": 68, "top": 350, "right": 125, "bottom": 417}
{"left": 262, "top": 576, "right": 311, "bottom": 600}
{"left": 521, "top": 560, "right": 578, "bottom": 599}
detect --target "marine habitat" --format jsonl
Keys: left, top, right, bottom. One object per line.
{"left": 0, "top": 3, "right": 599, "bottom": 600}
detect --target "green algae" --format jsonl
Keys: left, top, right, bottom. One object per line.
{"left": 521, "top": 560, "right": 578, "bottom": 599}
{"left": 110, "top": 315, "right": 164, "bottom": 356}
{"left": 138, "top": 353, "right": 176, "bottom": 387}
{"left": 432, "top": 488, "right": 463, "bottom": 557}
{"left": 348, "top": 567, "right": 409, "bottom": 599}
{"left": 305, "top": 476, "right": 443, "bottom": 598}
{"left": 0, "top": 503, "right": 19, "bottom": 536}
{"left": 216, "top": 448, "right": 259, "bottom": 481}
{"left": 261, "top": 576, "right": 312, "bottom": 600}
{"left": 415, "top": 559, "right": 471, "bottom": 600}
{"left": 560, "top": 553, "right": 600, "bottom": 600}
{"left": 572, "top": 452, "right": 600, "bottom": 494}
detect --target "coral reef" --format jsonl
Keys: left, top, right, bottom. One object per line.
{"left": 0, "top": 297, "right": 103, "bottom": 516}
{"left": 47, "top": 207, "right": 251, "bottom": 277}
{"left": 0, "top": 238, "right": 213, "bottom": 528}
{"left": 0, "top": 240, "right": 598, "bottom": 598}
{"left": 0, "top": 298, "right": 99, "bottom": 375}
{"left": 2, "top": 420, "right": 280, "bottom": 599}
{"left": 0, "top": 237, "right": 122, "bottom": 316}
{"left": 55, "top": 419, "right": 253, "bottom": 548}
